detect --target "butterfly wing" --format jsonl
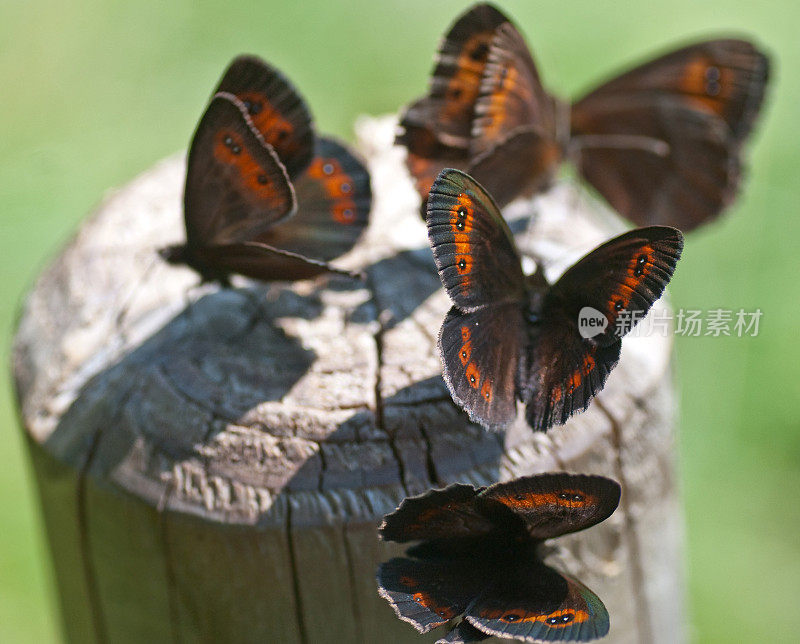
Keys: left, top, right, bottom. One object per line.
{"left": 547, "top": 226, "right": 684, "bottom": 347}
{"left": 377, "top": 557, "right": 481, "bottom": 633}
{"left": 380, "top": 484, "right": 500, "bottom": 542}
{"left": 257, "top": 135, "right": 371, "bottom": 262}
{"left": 439, "top": 305, "right": 524, "bottom": 429}
{"left": 573, "top": 39, "right": 769, "bottom": 141}
{"left": 467, "top": 557, "right": 610, "bottom": 642}
{"left": 471, "top": 21, "right": 558, "bottom": 156}
{"left": 402, "top": 128, "right": 468, "bottom": 210}
{"left": 215, "top": 55, "right": 315, "bottom": 177}
{"left": 521, "top": 320, "right": 622, "bottom": 432}
{"left": 467, "top": 126, "right": 561, "bottom": 208}
{"left": 377, "top": 556, "right": 487, "bottom": 634}
{"left": 428, "top": 169, "right": 527, "bottom": 429}
{"left": 191, "top": 241, "right": 359, "bottom": 283}
{"left": 427, "top": 169, "right": 526, "bottom": 311}
{"left": 399, "top": 4, "right": 510, "bottom": 149}
{"left": 521, "top": 226, "right": 682, "bottom": 431}
{"left": 570, "top": 39, "right": 769, "bottom": 230}
{"left": 479, "top": 473, "right": 621, "bottom": 540}
{"left": 183, "top": 92, "right": 296, "bottom": 251}
{"left": 571, "top": 100, "right": 739, "bottom": 230}
{"left": 398, "top": 4, "right": 509, "bottom": 204}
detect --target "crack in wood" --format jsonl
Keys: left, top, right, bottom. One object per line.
{"left": 341, "top": 524, "right": 364, "bottom": 643}
{"left": 285, "top": 497, "right": 309, "bottom": 644}
{"left": 74, "top": 379, "right": 139, "bottom": 643}
{"left": 316, "top": 443, "right": 327, "bottom": 493}
{"left": 367, "top": 270, "right": 409, "bottom": 496}
{"left": 77, "top": 428, "right": 108, "bottom": 644}
{"left": 416, "top": 418, "right": 440, "bottom": 487}
{"left": 156, "top": 479, "right": 182, "bottom": 644}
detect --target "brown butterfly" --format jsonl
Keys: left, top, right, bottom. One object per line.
{"left": 377, "top": 472, "right": 620, "bottom": 642}
{"left": 161, "top": 56, "right": 371, "bottom": 284}
{"left": 428, "top": 169, "right": 682, "bottom": 431}
{"left": 399, "top": 3, "right": 769, "bottom": 230}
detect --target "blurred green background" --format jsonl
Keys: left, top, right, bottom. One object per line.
{"left": 1, "top": 0, "right": 797, "bottom": 641}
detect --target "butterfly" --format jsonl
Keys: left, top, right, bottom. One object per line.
{"left": 398, "top": 3, "right": 769, "bottom": 230}
{"left": 427, "top": 169, "right": 683, "bottom": 431}
{"left": 377, "top": 472, "right": 621, "bottom": 642}
{"left": 161, "top": 55, "right": 371, "bottom": 284}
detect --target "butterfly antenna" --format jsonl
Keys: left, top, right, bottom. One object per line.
{"left": 113, "top": 253, "right": 161, "bottom": 340}
{"left": 568, "top": 133, "right": 670, "bottom": 158}
{"left": 558, "top": 102, "right": 668, "bottom": 157}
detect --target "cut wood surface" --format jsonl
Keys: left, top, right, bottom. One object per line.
{"left": 13, "top": 115, "right": 685, "bottom": 643}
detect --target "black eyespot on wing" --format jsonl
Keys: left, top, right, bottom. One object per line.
{"left": 479, "top": 473, "right": 621, "bottom": 540}
{"left": 215, "top": 55, "right": 315, "bottom": 177}
{"left": 182, "top": 92, "right": 296, "bottom": 252}
{"left": 520, "top": 321, "right": 622, "bottom": 432}
{"left": 397, "top": 4, "right": 510, "bottom": 208}
{"left": 427, "top": 169, "right": 526, "bottom": 312}
{"left": 438, "top": 305, "right": 524, "bottom": 430}
{"left": 547, "top": 226, "right": 683, "bottom": 347}
{"left": 377, "top": 557, "right": 475, "bottom": 633}
{"left": 258, "top": 135, "right": 371, "bottom": 263}
{"left": 398, "top": 4, "right": 510, "bottom": 150}
{"left": 466, "top": 558, "right": 609, "bottom": 642}
{"left": 471, "top": 21, "right": 556, "bottom": 157}
{"left": 572, "top": 38, "right": 769, "bottom": 143}
{"left": 569, "top": 39, "right": 769, "bottom": 231}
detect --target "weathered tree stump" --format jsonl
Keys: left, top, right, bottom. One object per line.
{"left": 13, "top": 115, "right": 685, "bottom": 643}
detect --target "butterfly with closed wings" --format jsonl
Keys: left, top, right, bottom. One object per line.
{"left": 428, "top": 169, "right": 683, "bottom": 432}
{"left": 161, "top": 55, "right": 371, "bottom": 284}
{"left": 378, "top": 472, "right": 621, "bottom": 642}
{"left": 399, "top": 3, "right": 769, "bottom": 231}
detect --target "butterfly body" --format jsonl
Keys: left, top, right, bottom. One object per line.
{"left": 378, "top": 473, "right": 621, "bottom": 642}
{"left": 162, "top": 56, "right": 371, "bottom": 285}
{"left": 429, "top": 169, "right": 682, "bottom": 431}
{"left": 401, "top": 4, "right": 769, "bottom": 230}
{"left": 159, "top": 242, "right": 230, "bottom": 286}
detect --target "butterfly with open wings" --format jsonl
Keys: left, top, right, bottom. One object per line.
{"left": 161, "top": 55, "right": 371, "bottom": 284}
{"left": 378, "top": 472, "right": 621, "bottom": 642}
{"left": 399, "top": 3, "right": 769, "bottom": 230}
{"left": 428, "top": 169, "right": 683, "bottom": 431}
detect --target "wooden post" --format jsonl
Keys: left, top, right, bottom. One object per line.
{"left": 13, "top": 115, "right": 686, "bottom": 643}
